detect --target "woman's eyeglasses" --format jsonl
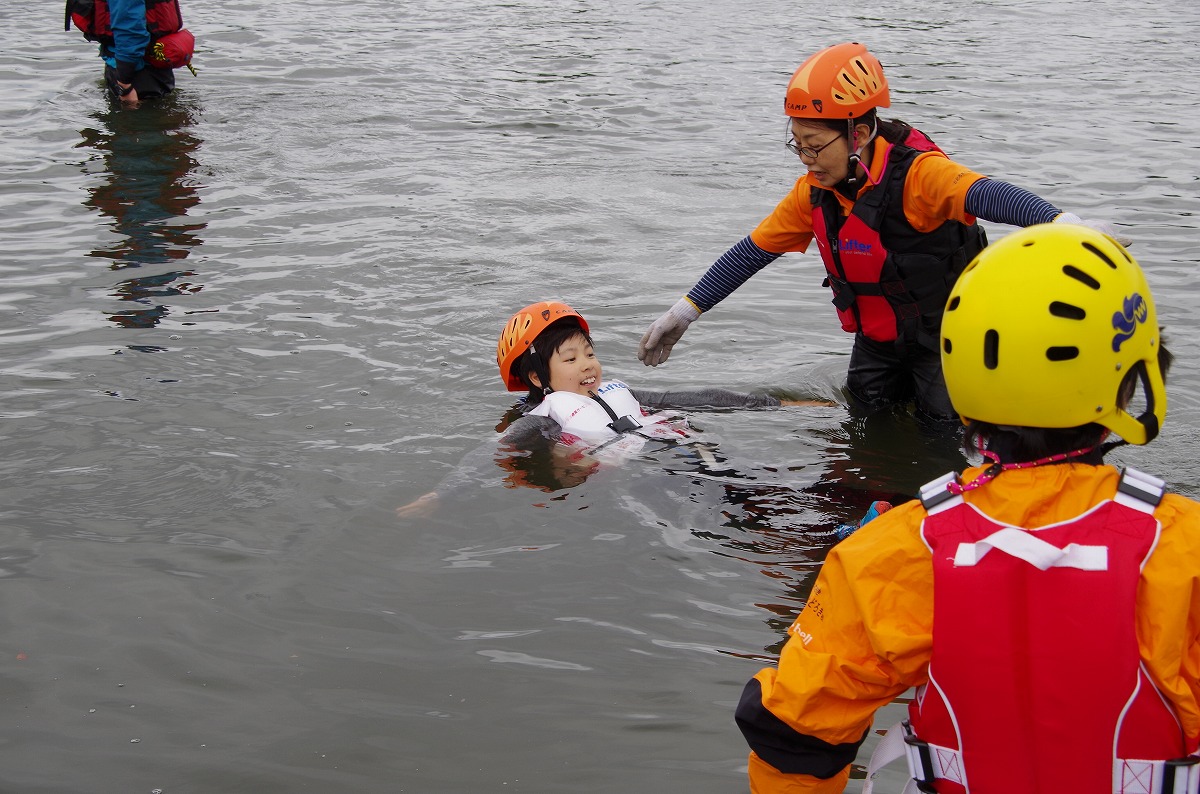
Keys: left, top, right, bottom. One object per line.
{"left": 785, "top": 125, "right": 843, "bottom": 159}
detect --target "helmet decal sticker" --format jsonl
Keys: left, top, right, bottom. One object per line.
{"left": 1111, "top": 293, "right": 1148, "bottom": 352}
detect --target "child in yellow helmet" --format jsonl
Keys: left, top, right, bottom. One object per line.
{"left": 734, "top": 224, "right": 1200, "bottom": 794}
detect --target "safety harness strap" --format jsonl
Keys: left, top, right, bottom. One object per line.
{"left": 1119, "top": 756, "right": 1200, "bottom": 794}
{"left": 866, "top": 721, "right": 1200, "bottom": 794}
{"left": 588, "top": 390, "right": 643, "bottom": 434}
{"left": 1115, "top": 466, "right": 1166, "bottom": 513}
{"left": 862, "top": 720, "right": 957, "bottom": 794}
{"left": 918, "top": 472, "right": 960, "bottom": 514}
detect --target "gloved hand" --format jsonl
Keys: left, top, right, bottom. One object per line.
{"left": 1054, "top": 212, "right": 1133, "bottom": 248}
{"left": 637, "top": 297, "right": 701, "bottom": 366}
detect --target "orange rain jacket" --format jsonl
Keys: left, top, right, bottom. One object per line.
{"left": 748, "top": 135, "right": 987, "bottom": 256}
{"left": 738, "top": 464, "right": 1200, "bottom": 793}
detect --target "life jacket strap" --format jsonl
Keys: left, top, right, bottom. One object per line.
{"left": 920, "top": 467, "right": 1166, "bottom": 518}
{"left": 1120, "top": 756, "right": 1200, "bottom": 794}
{"left": 919, "top": 472, "right": 961, "bottom": 514}
{"left": 865, "top": 720, "right": 1200, "bottom": 794}
{"left": 1115, "top": 466, "right": 1166, "bottom": 512}
{"left": 953, "top": 527, "right": 1109, "bottom": 571}
{"left": 588, "top": 390, "right": 643, "bottom": 434}
{"left": 862, "top": 720, "right": 953, "bottom": 794}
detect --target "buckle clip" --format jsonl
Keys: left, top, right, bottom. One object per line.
{"left": 607, "top": 414, "right": 642, "bottom": 434}
{"left": 1162, "top": 756, "right": 1200, "bottom": 794}
{"left": 901, "top": 728, "right": 939, "bottom": 794}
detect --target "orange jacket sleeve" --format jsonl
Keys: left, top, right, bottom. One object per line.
{"left": 737, "top": 500, "right": 934, "bottom": 790}
{"left": 749, "top": 178, "right": 817, "bottom": 255}
{"left": 901, "top": 151, "right": 986, "bottom": 231}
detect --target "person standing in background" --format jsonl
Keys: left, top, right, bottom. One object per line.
{"left": 66, "top": 0, "right": 193, "bottom": 103}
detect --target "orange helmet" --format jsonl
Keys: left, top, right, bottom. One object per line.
{"left": 784, "top": 42, "right": 890, "bottom": 119}
{"left": 497, "top": 301, "right": 590, "bottom": 391}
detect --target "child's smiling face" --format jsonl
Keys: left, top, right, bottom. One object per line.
{"left": 544, "top": 332, "right": 602, "bottom": 396}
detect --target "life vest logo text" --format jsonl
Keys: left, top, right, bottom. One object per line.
{"left": 836, "top": 239, "right": 873, "bottom": 255}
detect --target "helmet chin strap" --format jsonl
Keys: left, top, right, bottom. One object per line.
{"left": 843, "top": 117, "right": 880, "bottom": 187}
{"left": 528, "top": 344, "right": 554, "bottom": 396}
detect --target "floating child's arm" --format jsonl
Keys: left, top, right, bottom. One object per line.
{"left": 396, "top": 415, "right": 568, "bottom": 519}
{"left": 498, "top": 414, "right": 562, "bottom": 447}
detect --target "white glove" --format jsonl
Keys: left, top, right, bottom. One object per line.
{"left": 638, "top": 297, "right": 701, "bottom": 366}
{"left": 1054, "top": 212, "right": 1133, "bottom": 248}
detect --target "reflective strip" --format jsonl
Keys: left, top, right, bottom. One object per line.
{"left": 953, "top": 527, "right": 1109, "bottom": 571}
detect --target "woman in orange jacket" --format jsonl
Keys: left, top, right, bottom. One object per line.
{"left": 734, "top": 224, "right": 1200, "bottom": 793}
{"left": 639, "top": 43, "right": 1129, "bottom": 424}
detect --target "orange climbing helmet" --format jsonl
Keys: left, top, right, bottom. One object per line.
{"left": 497, "top": 301, "right": 590, "bottom": 391}
{"left": 784, "top": 42, "right": 890, "bottom": 119}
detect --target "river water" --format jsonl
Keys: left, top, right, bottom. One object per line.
{"left": 2, "top": 1, "right": 1199, "bottom": 792}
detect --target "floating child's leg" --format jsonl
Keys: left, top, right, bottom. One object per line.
{"left": 835, "top": 500, "right": 893, "bottom": 540}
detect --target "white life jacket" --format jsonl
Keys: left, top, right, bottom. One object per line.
{"left": 527, "top": 380, "right": 687, "bottom": 458}
{"left": 863, "top": 467, "right": 1200, "bottom": 794}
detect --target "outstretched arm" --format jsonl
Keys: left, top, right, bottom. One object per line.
{"left": 638, "top": 237, "right": 782, "bottom": 367}
{"left": 964, "top": 178, "right": 1131, "bottom": 245}
{"left": 686, "top": 236, "right": 783, "bottom": 312}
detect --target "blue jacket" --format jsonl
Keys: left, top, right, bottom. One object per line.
{"left": 100, "top": 0, "right": 150, "bottom": 79}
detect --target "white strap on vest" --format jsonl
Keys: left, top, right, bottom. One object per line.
{"left": 953, "top": 527, "right": 1108, "bottom": 571}
{"left": 1115, "top": 466, "right": 1166, "bottom": 514}
{"left": 926, "top": 466, "right": 1165, "bottom": 571}
{"left": 863, "top": 720, "right": 963, "bottom": 794}
{"left": 865, "top": 721, "right": 1200, "bottom": 794}
{"left": 1117, "top": 757, "right": 1200, "bottom": 794}
{"left": 919, "top": 471, "right": 962, "bottom": 515}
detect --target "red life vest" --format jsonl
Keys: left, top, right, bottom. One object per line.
{"left": 810, "top": 127, "right": 986, "bottom": 347}
{"left": 897, "top": 467, "right": 1197, "bottom": 794}
{"left": 64, "top": 0, "right": 182, "bottom": 46}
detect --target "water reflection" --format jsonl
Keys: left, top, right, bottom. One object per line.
{"left": 496, "top": 403, "right": 968, "bottom": 651}
{"left": 76, "top": 96, "right": 205, "bottom": 330}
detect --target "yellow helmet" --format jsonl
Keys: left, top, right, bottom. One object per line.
{"left": 940, "top": 224, "right": 1164, "bottom": 444}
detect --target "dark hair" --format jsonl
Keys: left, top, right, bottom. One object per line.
{"left": 792, "top": 109, "right": 912, "bottom": 143}
{"left": 517, "top": 318, "right": 593, "bottom": 405}
{"left": 964, "top": 339, "right": 1174, "bottom": 463}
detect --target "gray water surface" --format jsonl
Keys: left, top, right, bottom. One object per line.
{"left": 2, "top": 1, "right": 1199, "bottom": 791}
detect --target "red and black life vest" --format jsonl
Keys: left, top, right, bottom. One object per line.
{"left": 64, "top": 0, "right": 182, "bottom": 46}
{"left": 810, "top": 127, "right": 987, "bottom": 348}
{"left": 899, "top": 467, "right": 1197, "bottom": 794}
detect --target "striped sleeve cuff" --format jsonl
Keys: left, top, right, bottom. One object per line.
{"left": 686, "top": 236, "right": 782, "bottom": 311}
{"left": 964, "top": 178, "right": 1061, "bottom": 227}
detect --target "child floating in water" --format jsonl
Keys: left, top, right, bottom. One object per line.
{"left": 497, "top": 301, "right": 827, "bottom": 456}
{"left": 396, "top": 300, "right": 831, "bottom": 516}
